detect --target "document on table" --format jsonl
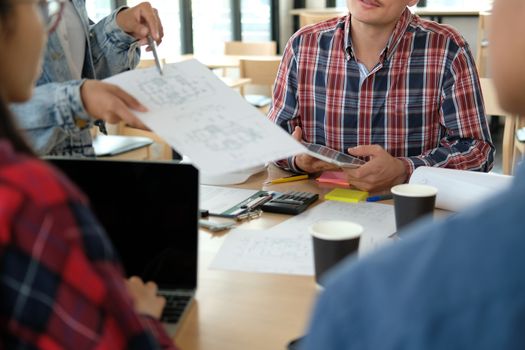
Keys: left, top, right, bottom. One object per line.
{"left": 200, "top": 185, "right": 259, "bottom": 213}
{"left": 210, "top": 201, "right": 396, "bottom": 276}
{"left": 104, "top": 60, "right": 305, "bottom": 175}
{"left": 409, "top": 167, "right": 513, "bottom": 212}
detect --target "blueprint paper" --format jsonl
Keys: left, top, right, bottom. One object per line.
{"left": 105, "top": 60, "right": 305, "bottom": 174}
{"left": 409, "top": 167, "right": 513, "bottom": 212}
{"left": 210, "top": 201, "right": 396, "bottom": 276}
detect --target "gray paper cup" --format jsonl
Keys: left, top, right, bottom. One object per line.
{"left": 391, "top": 184, "right": 438, "bottom": 231}
{"left": 309, "top": 220, "right": 363, "bottom": 287}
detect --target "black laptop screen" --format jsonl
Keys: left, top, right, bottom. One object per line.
{"left": 50, "top": 159, "right": 198, "bottom": 290}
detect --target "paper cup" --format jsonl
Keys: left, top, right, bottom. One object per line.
{"left": 309, "top": 220, "right": 363, "bottom": 287}
{"left": 391, "top": 184, "right": 438, "bottom": 231}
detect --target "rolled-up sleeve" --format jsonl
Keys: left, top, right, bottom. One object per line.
{"left": 89, "top": 6, "right": 141, "bottom": 78}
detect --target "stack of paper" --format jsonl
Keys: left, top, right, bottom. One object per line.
{"left": 210, "top": 201, "right": 396, "bottom": 276}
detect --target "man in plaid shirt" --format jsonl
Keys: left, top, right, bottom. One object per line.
{"left": 268, "top": 0, "right": 494, "bottom": 192}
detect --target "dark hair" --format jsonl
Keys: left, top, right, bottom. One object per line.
{"left": 0, "top": 0, "right": 11, "bottom": 24}
{"left": 0, "top": 0, "right": 35, "bottom": 155}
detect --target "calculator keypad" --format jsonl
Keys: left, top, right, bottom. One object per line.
{"left": 261, "top": 191, "right": 318, "bottom": 215}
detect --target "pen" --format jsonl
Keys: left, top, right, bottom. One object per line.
{"left": 264, "top": 174, "right": 309, "bottom": 185}
{"left": 240, "top": 194, "right": 273, "bottom": 210}
{"left": 147, "top": 34, "right": 164, "bottom": 76}
{"left": 366, "top": 194, "right": 394, "bottom": 202}
{"left": 209, "top": 209, "right": 262, "bottom": 221}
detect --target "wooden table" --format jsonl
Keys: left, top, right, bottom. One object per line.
{"left": 220, "top": 77, "right": 252, "bottom": 90}
{"left": 174, "top": 167, "right": 319, "bottom": 350}
{"left": 173, "top": 165, "right": 447, "bottom": 349}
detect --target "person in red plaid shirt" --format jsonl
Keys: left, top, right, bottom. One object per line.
{"left": 0, "top": 1, "right": 178, "bottom": 348}
{"left": 268, "top": 0, "right": 495, "bottom": 192}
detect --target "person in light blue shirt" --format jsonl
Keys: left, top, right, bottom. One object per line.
{"left": 11, "top": 0, "right": 163, "bottom": 156}
{"left": 302, "top": 0, "right": 525, "bottom": 348}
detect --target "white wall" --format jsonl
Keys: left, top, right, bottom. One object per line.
{"left": 306, "top": 0, "right": 325, "bottom": 8}
{"left": 440, "top": 17, "right": 479, "bottom": 58}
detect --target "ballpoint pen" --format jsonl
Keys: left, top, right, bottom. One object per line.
{"left": 264, "top": 174, "right": 309, "bottom": 185}
{"left": 366, "top": 194, "right": 394, "bottom": 202}
{"left": 147, "top": 34, "right": 164, "bottom": 76}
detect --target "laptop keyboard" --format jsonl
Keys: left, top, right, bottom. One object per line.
{"left": 158, "top": 291, "right": 193, "bottom": 324}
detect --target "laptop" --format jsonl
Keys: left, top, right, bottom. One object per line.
{"left": 49, "top": 159, "right": 198, "bottom": 333}
{"left": 92, "top": 135, "right": 153, "bottom": 157}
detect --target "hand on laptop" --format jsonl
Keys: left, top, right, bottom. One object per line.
{"left": 126, "top": 276, "right": 166, "bottom": 319}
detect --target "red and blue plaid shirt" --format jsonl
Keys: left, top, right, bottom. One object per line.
{"left": 0, "top": 140, "right": 177, "bottom": 349}
{"left": 268, "top": 8, "right": 494, "bottom": 176}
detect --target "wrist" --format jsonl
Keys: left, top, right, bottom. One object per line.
{"left": 394, "top": 158, "right": 408, "bottom": 184}
{"left": 292, "top": 156, "right": 307, "bottom": 173}
{"left": 115, "top": 7, "right": 131, "bottom": 33}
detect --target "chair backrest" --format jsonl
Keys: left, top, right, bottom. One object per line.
{"left": 136, "top": 58, "right": 167, "bottom": 69}
{"left": 224, "top": 41, "right": 277, "bottom": 56}
{"left": 476, "top": 11, "right": 491, "bottom": 78}
{"left": 480, "top": 77, "right": 517, "bottom": 175}
{"left": 299, "top": 11, "right": 345, "bottom": 28}
{"left": 239, "top": 57, "right": 282, "bottom": 93}
{"left": 480, "top": 77, "right": 508, "bottom": 117}
{"left": 119, "top": 123, "right": 174, "bottom": 161}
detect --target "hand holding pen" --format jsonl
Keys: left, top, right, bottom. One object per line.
{"left": 116, "top": 2, "right": 164, "bottom": 47}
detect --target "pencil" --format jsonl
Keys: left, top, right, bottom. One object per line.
{"left": 264, "top": 174, "right": 309, "bottom": 185}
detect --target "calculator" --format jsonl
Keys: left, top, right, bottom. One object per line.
{"left": 261, "top": 191, "right": 319, "bottom": 215}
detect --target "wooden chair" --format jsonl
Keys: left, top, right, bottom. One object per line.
{"left": 238, "top": 57, "right": 282, "bottom": 113}
{"left": 299, "top": 11, "right": 346, "bottom": 28}
{"left": 224, "top": 41, "right": 277, "bottom": 56}
{"left": 480, "top": 78, "right": 519, "bottom": 175}
{"left": 118, "top": 123, "right": 174, "bottom": 161}
{"left": 476, "top": 12, "right": 491, "bottom": 78}
{"left": 136, "top": 58, "right": 166, "bottom": 70}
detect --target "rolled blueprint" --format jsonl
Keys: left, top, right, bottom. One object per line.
{"left": 409, "top": 167, "right": 513, "bottom": 212}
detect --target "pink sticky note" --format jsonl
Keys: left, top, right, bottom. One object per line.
{"left": 316, "top": 171, "right": 350, "bottom": 186}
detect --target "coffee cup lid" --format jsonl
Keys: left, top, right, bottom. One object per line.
{"left": 309, "top": 220, "right": 363, "bottom": 240}
{"left": 391, "top": 184, "right": 438, "bottom": 198}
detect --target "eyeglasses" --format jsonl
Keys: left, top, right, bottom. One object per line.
{"left": 36, "top": 0, "right": 66, "bottom": 33}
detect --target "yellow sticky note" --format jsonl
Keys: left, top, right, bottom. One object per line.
{"left": 324, "top": 188, "right": 368, "bottom": 203}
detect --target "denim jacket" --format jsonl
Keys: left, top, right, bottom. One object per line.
{"left": 11, "top": 0, "right": 140, "bottom": 156}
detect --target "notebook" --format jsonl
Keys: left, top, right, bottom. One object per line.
{"left": 49, "top": 159, "right": 199, "bottom": 334}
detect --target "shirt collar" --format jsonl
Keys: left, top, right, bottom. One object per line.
{"left": 344, "top": 7, "right": 413, "bottom": 63}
